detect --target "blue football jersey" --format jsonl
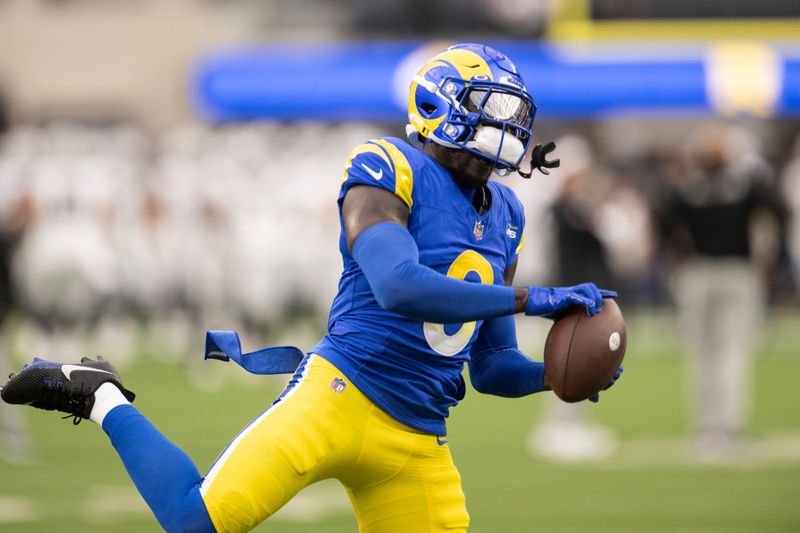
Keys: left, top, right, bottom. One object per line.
{"left": 311, "top": 137, "right": 526, "bottom": 435}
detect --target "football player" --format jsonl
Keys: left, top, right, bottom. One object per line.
{"left": 1, "top": 43, "right": 620, "bottom": 532}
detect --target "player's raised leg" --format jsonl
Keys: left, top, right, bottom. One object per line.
{"left": 343, "top": 407, "right": 470, "bottom": 533}
{"left": 1, "top": 356, "right": 216, "bottom": 533}
{"left": 198, "top": 354, "right": 366, "bottom": 532}
{"left": 1, "top": 354, "right": 368, "bottom": 533}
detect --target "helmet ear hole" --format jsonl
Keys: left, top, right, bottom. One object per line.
{"left": 419, "top": 103, "right": 437, "bottom": 117}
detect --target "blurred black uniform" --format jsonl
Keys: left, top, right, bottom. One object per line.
{"left": 660, "top": 161, "right": 786, "bottom": 260}
{"left": 551, "top": 198, "right": 613, "bottom": 288}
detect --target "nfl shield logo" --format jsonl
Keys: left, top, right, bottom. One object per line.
{"left": 330, "top": 377, "right": 347, "bottom": 393}
{"left": 473, "top": 221, "right": 484, "bottom": 240}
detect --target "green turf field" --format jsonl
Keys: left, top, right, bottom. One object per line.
{"left": 1, "top": 309, "right": 799, "bottom": 532}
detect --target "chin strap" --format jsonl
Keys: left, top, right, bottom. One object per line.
{"left": 405, "top": 124, "right": 426, "bottom": 149}
{"left": 518, "top": 141, "right": 561, "bottom": 179}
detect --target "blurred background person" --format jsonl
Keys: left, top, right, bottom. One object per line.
{"left": 658, "top": 121, "right": 789, "bottom": 459}
{"left": 781, "top": 133, "right": 800, "bottom": 295}
{"left": 527, "top": 135, "right": 636, "bottom": 461}
{"left": 0, "top": 186, "right": 34, "bottom": 463}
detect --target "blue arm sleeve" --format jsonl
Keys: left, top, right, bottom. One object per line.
{"left": 468, "top": 314, "right": 547, "bottom": 397}
{"left": 352, "top": 222, "right": 516, "bottom": 323}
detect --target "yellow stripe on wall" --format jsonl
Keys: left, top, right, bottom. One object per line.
{"left": 548, "top": 1, "right": 800, "bottom": 41}
{"left": 549, "top": 18, "right": 800, "bottom": 42}
{"left": 705, "top": 40, "right": 782, "bottom": 117}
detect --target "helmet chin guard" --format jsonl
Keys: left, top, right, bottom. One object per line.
{"left": 466, "top": 126, "right": 525, "bottom": 167}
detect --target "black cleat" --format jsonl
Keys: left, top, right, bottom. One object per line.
{"left": 0, "top": 356, "right": 135, "bottom": 424}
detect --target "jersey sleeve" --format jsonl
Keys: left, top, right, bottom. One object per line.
{"left": 338, "top": 138, "right": 415, "bottom": 211}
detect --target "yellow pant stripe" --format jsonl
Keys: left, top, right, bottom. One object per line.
{"left": 199, "top": 354, "right": 317, "bottom": 498}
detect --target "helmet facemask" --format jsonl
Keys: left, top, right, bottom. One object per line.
{"left": 433, "top": 78, "right": 536, "bottom": 172}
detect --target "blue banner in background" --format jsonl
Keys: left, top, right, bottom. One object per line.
{"left": 194, "top": 41, "right": 800, "bottom": 121}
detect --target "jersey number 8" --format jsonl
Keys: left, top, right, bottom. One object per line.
{"left": 423, "top": 250, "right": 494, "bottom": 356}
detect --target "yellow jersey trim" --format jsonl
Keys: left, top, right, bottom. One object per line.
{"left": 515, "top": 234, "right": 526, "bottom": 256}
{"left": 343, "top": 142, "right": 395, "bottom": 183}
{"left": 371, "top": 139, "right": 414, "bottom": 210}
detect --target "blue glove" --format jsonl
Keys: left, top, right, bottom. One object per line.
{"left": 589, "top": 365, "right": 624, "bottom": 403}
{"left": 525, "top": 283, "right": 617, "bottom": 318}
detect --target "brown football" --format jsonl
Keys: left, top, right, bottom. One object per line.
{"left": 543, "top": 299, "right": 626, "bottom": 402}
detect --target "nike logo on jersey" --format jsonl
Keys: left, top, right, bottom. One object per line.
{"left": 360, "top": 163, "right": 383, "bottom": 181}
{"left": 436, "top": 436, "right": 448, "bottom": 446}
{"left": 62, "top": 365, "right": 114, "bottom": 381}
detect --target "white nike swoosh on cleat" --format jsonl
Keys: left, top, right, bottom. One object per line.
{"left": 62, "top": 365, "right": 114, "bottom": 381}
{"left": 360, "top": 163, "right": 383, "bottom": 181}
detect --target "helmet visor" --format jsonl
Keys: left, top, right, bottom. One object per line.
{"left": 466, "top": 88, "right": 533, "bottom": 129}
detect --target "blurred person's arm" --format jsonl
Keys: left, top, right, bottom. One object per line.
{"left": 655, "top": 187, "right": 694, "bottom": 262}
{"left": 747, "top": 161, "right": 791, "bottom": 285}
{"left": 750, "top": 168, "right": 789, "bottom": 234}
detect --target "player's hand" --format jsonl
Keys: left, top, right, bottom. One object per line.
{"left": 525, "top": 283, "right": 617, "bottom": 318}
{"left": 588, "top": 365, "right": 624, "bottom": 403}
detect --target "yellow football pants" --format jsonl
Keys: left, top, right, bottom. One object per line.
{"left": 199, "top": 354, "right": 469, "bottom": 533}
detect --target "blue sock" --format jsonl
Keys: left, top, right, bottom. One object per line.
{"left": 102, "top": 404, "right": 216, "bottom": 533}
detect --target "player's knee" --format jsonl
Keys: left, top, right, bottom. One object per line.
{"left": 158, "top": 489, "right": 217, "bottom": 533}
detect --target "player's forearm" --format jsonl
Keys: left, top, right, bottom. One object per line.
{"left": 383, "top": 261, "right": 518, "bottom": 322}
{"left": 469, "top": 348, "right": 547, "bottom": 397}
{"left": 469, "top": 314, "right": 549, "bottom": 397}
{"left": 353, "top": 222, "right": 517, "bottom": 323}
